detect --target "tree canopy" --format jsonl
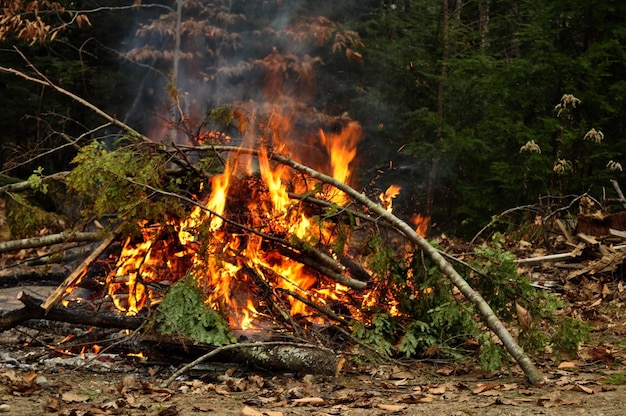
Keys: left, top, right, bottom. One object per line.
{"left": 2, "top": 0, "right": 626, "bottom": 236}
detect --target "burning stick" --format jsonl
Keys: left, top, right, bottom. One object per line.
{"left": 0, "top": 291, "right": 144, "bottom": 332}
{"left": 41, "top": 225, "right": 123, "bottom": 313}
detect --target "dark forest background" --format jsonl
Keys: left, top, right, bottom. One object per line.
{"left": 2, "top": 0, "right": 625, "bottom": 237}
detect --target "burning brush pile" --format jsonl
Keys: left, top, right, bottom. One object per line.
{"left": 98, "top": 114, "right": 429, "bottom": 345}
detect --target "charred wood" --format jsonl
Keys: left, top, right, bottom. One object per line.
{"left": 0, "top": 291, "right": 144, "bottom": 332}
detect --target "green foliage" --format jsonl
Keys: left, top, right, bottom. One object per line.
{"left": 66, "top": 141, "right": 184, "bottom": 231}
{"left": 352, "top": 312, "right": 395, "bottom": 357}
{"left": 27, "top": 167, "right": 48, "bottom": 195}
{"left": 5, "top": 192, "right": 65, "bottom": 238}
{"left": 478, "top": 334, "right": 509, "bottom": 374}
{"left": 155, "top": 276, "right": 236, "bottom": 346}
{"left": 605, "top": 371, "right": 626, "bottom": 385}
{"left": 469, "top": 233, "right": 590, "bottom": 364}
{"left": 551, "top": 317, "right": 591, "bottom": 359}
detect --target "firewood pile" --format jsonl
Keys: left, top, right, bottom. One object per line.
{"left": 515, "top": 196, "right": 626, "bottom": 310}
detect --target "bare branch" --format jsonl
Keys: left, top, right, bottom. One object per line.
{"left": 0, "top": 231, "right": 101, "bottom": 255}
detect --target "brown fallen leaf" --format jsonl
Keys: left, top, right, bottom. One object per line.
{"left": 264, "top": 411, "right": 284, "bottom": 416}
{"left": 292, "top": 397, "right": 326, "bottom": 406}
{"left": 435, "top": 367, "right": 454, "bottom": 376}
{"left": 61, "top": 391, "right": 90, "bottom": 403}
{"left": 22, "top": 371, "right": 37, "bottom": 384}
{"left": 515, "top": 302, "right": 532, "bottom": 331}
{"left": 241, "top": 405, "right": 263, "bottom": 416}
{"left": 557, "top": 361, "right": 578, "bottom": 369}
{"left": 377, "top": 403, "right": 406, "bottom": 412}
{"left": 570, "top": 383, "right": 594, "bottom": 394}
{"left": 472, "top": 383, "right": 499, "bottom": 394}
{"left": 428, "top": 385, "right": 446, "bottom": 395}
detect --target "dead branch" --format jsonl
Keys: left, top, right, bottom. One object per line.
{"left": 0, "top": 231, "right": 101, "bottom": 254}
{"left": 41, "top": 225, "right": 122, "bottom": 312}
{"left": 0, "top": 291, "right": 144, "bottom": 332}
{"left": 0, "top": 171, "right": 70, "bottom": 195}
{"left": 263, "top": 149, "right": 546, "bottom": 385}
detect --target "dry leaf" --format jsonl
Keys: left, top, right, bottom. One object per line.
{"left": 436, "top": 367, "right": 454, "bottom": 376}
{"left": 61, "top": 391, "right": 90, "bottom": 403}
{"left": 22, "top": 371, "right": 37, "bottom": 384}
{"left": 377, "top": 403, "right": 406, "bottom": 412}
{"left": 428, "top": 385, "right": 446, "bottom": 395}
{"left": 557, "top": 361, "right": 578, "bottom": 369}
{"left": 240, "top": 405, "right": 263, "bottom": 416}
{"left": 570, "top": 383, "right": 594, "bottom": 394}
{"left": 292, "top": 397, "right": 326, "bottom": 406}
{"left": 515, "top": 302, "right": 532, "bottom": 330}
{"left": 472, "top": 383, "right": 499, "bottom": 394}
{"left": 264, "top": 411, "right": 284, "bottom": 416}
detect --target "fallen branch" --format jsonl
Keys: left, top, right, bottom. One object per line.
{"left": 0, "top": 231, "right": 101, "bottom": 254}
{"left": 0, "top": 291, "right": 144, "bottom": 332}
{"left": 41, "top": 225, "right": 122, "bottom": 312}
{"left": 0, "top": 171, "right": 70, "bottom": 196}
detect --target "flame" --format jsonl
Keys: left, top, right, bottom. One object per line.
{"left": 379, "top": 184, "right": 401, "bottom": 213}
{"left": 319, "top": 121, "right": 362, "bottom": 205}
{"left": 206, "top": 162, "right": 232, "bottom": 231}
{"left": 104, "top": 107, "right": 428, "bottom": 333}
{"left": 411, "top": 213, "right": 430, "bottom": 237}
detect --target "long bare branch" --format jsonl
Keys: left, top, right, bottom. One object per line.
{"left": 185, "top": 145, "right": 545, "bottom": 384}
{"left": 0, "top": 231, "right": 101, "bottom": 254}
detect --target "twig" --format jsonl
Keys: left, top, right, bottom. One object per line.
{"left": 276, "top": 288, "right": 352, "bottom": 327}
{"left": 610, "top": 180, "right": 626, "bottom": 210}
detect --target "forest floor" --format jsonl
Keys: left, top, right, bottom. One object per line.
{"left": 1, "top": 268, "right": 626, "bottom": 416}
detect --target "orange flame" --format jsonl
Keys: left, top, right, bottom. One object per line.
{"left": 411, "top": 213, "right": 430, "bottom": 237}
{"left": 319, "top": 121, "right": 362, "bottom": 205}
{"left": 379, "top": 184, "right": 401, "bottom": 213}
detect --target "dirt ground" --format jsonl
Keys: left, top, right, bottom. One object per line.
{"left": 1, "top": 349, "right": 626, "bottom": 416}
{"left": 2, "top": 266, "right": 626, "bottom": 416}
{"left": 1, "top": 307, "right": 626, "bottom": 416}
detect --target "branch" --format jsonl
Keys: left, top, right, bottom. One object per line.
{"left": 0, "top": 52, "right": 153, "bottom": 146}
{"left": 0, "top": 291, "right": 144, "bottom": 332}
{"left": 0, "top": 231, "right": 101, "bottom": 254}
{"left": 41, "top": 226, "right": 122, "bottom": 312}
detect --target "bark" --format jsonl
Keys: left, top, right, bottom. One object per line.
{"left": 0, "top": 232, "right": 101, "bottom": 254}
{"left": 0, "top": 291, "right": 144, "bottom": 332}
{"left": 161, "top": 342, "right": 340, "bottom": 387}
